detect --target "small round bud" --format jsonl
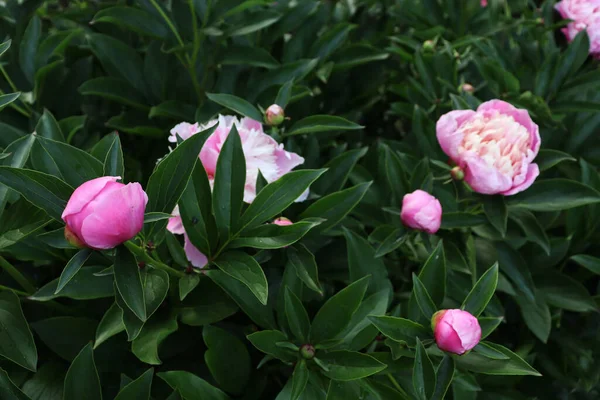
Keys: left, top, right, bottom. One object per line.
{"left": 461, "top": 83, "right": 475, "bottom": 93}
{"left": 422, "top": 40, "right": 435, "bottom": 52}
{"left": 450, "top": 166, "right": 464, "bottom": 181}
{"left": 265, "top": 104, "right": 285, "bottom": 126}
{"left": 64, "top": 226, "right": 85, "bottom": 248}
{"left": 299, "top": 344, "right": 315, "bottom": 360}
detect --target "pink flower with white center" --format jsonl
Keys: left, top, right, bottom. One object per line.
{"left": 436, "top": 100, "right": 541, "bottom": 195}
{"left": 169, "top": 115, "right": 305, "bottom": 203}
{"left": 555, "top": 0, "right": 600, "bottom": 57}
{"left": 167, "top": 206, "right": 208, "bottom": 268}
{"left": 432, "top": 309, "right": 481, "bottom": 355}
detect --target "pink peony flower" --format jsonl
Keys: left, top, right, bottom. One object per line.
{"left": 167, "top": 206, "right": 208, "bottom": 268}
{"left": 400, "top": 190, "right": 442, "bottom": 234}
{"left": 432, "top": 309, "right": 482, "bottom": 355}
{"left": 481, "top": 0, "right": 488, "bottom": 6}
{"left": 555, "top": 0, "right": 600, "bottom": 57}
{"left": 436, "top": 100, "right": 541, "bottom": 195}
{"left": 168, "top": 115, "right": 305, "bottom": 203}
{"left": 62, "top": 176, "right": 148, "bottom": 250}
{"left": 273, "top": 217, "right": 293, "bottom": 226}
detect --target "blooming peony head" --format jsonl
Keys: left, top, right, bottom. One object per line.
{"left": 555, "top": 0, "right": 600, "bottom": 57}
{"left": 61, "top": 176, "right": 148, "bottom": 250}
{"left": 436, "top": 100, "right": 541, "bottom": 195}
{"left": 400, "top": 190, "right": 442, "bottom": 234}
{"left": 432, "top": 309, "right": 481, "bottom": 355}
{"left": 168, "top": 115, "right": 305, "bottom": 203}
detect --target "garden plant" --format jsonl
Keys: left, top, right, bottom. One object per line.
{"left": 0, "top": 0, "right": 600, "bottom": 399}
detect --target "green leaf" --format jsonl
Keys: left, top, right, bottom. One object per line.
{"left": 0, "top": 39, "right": 11, "bottom": 57}
{"left": 63, "top": 343, "right": 102, "bottom": 400}
{"left": 0, "top": 167, "right": 72, "bottom": 221}
{"left": 0, "top": 135, "right": 36, "bottom": 217}
{"left": 20, "top": 16, "right": 41, "bottom": 83}
{"left": 213, "top": 251, "right": 268, "bottom": 305}
{"left": 454, "top": 342, "right": 541, "bottom": 376}
{"left": 0, "top": 368, "right": 30, "bottom": 400}
{"left": 285, "top": 288, "right": 310, "bottom": 342}
{"left": 571, "top": 254, "right": 600, "bottom": 274}
{"left": 367, "top": 316, "right": 429, "bottom": 346}
{"left": 32, "top": 317, "right": 96, "bottom": 362}
{"left": 103, "top": 133, "right": 124, "bottom": 177}
{"left": 412, "top": 273, "right": 437, "bottom": 319}
{"left": 149, "top": 101, "right": 196, "bottom": 121}
{"left": 0, "top": 93, "right": 21, "bottom": 111}
{"left": 203, "top": 325, "right": 251, "bottom": 395}
{"left": 94, "top": 303, "right": 125, "bottom": 349}
{"left": 79, "top": 77, "right": 148, "bottom": 110}
{"left": 31, "top": 266, "right": 114, "bottom": 302}
{"left": 144, "top": 212, "right": 172, "bottom": 224}
{"left": 287, "top": 115, "right": 363, "bottom": 136}
{"left": 482, "top": 196, "right": 507, "bottom": 236}
{"left": 146, "top": 125, "right": 213, "bottom": 238}
{"left": 310, "top": 276, "right": 370, "bottom": 344}
{"left": 431, "top": 355, "right": 455, "bottom": 400}
{"left": 509, "top": 209, "right": 550, "bottom": 255}
{"left": 92, "top": 6, "right": 168, "bottom": 38}
{"left": 212, "top": 124, "right": 245, "bottom": 241}
{"left": 240, "top": 169, "right": 326, "bottom": 231}
{"left": 318, "top": 350, "right": 386, "bottom": 381}
{"left": 537, "top": 270, "right": 596, "bottom": 312}
{"left": 408, "top": 241, "right": 446, "bottom": 322}
{"left": 337, "top": 290, "right": 389, "bottom": 349}
{"left": 179, "top": 275, "right": 200, "bottom": 301}
{"left": 55, "top": 249, "right": 92, "bottom": 294}
{"left": 287, "top": 244, "right": 322, "bottom": 294}
{"left": 230, "top": 218, "right": 323, "bottom": 249}
{"left": 536, "top": 149, "right": 576, "bottom": 171}
{"left": 132, "top": 315, "right": 178, "bottom": 365}
{"left": 106, "top": 113, "right": 162, "bottom": 138}
{"left": 507, "top": 179, "right": 600, "bottom": 211}
{"left": 473, "top": 342, "right": 510, "bottom": 360}
{"left": 207, "top": 270, "right": 275, "bottom": 329}
{"left": 290, "top": 360, "right": 309, "bottom": 400}
{"left": 344, "top": 228, "right": 392, "bottom": 296}
{"left": 158, "top": 371, "right": 229, "bottom": 400}
{"left": 22, "top": 360, "right": 65, "bottom": 400}
{"left": 0, "top": 291, "right": 37, "bottom": 371}
{"left": 461, "top": 263, "right": 499, "bottom": 317}
{"left": 114, "top": 246, "right": 146, "bottom": 321}
{"left": 300, "top": 182, "right": 371, "bottom": 233}
{"left": 206, "top": 93, "right": 263, "bottom": 121}
{"left": 246, "top": 330, "right": 295, "bottom": 362}
{"left": 479, "top": 317, "right": 503, "bottom": 340}
{"left": 375, "top": 228, "right": 406, "bottom": 258}
{"left": 515, "top": 294, "right": 551, "bottom": 343}
{"left": 440, "top": 213, "right": 486, "bottom": 229}
{"left": 310, "top": 23, "right": 356, "bottom": 60}
{"left": 36, "top": 109, "right": 65, "bottom": 142}
{"left": 551, "top": 30, "right": 590, "bottom": 93}
{"left": 313, "top": 148, "right": 368, "bottom": 195}
{"left": 221, "top": 45, "right": 279, "bottom": 69}
{"left": 495, "top": 242, "right": 535, "bottom": 301}
{"left": 114, "top": 368, "right": 153, "bottom": 400}
{"left": 275, "top": 80, "right": 293, "bottom": 108}
{"left": 413, "top": 338, "right": 436, "bottom": 400}
{"left": 178, "top": 277, "right": 238, "bottom": 327}
{"left": 114, "top": 283, "right": 144, "bottom": 341}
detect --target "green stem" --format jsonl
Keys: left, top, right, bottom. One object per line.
{"left": 0, "top": 88, "right": 31, "bottom": 118}
{"left": 148, "top": 0, "right": 185, "bottom": 47}
{"left": 0, "top": 256, "right": 36, "bottom": 294}
{"left": 125, "top": 241, "right": 185, "bottom": 278}
{"left": 0, "top": 284, "right": 28, "bottom": 296}
{"left": 0, "top": 65, "right": 20, "bottom": 93}
{"left": 386, "top": 373, "right": 404, "bottom": 394}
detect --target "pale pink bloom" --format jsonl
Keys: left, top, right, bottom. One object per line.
{"left": 432, "top": 309, "right": 481, "bottom": 355}
{"left": 168, "top": 122, "right": 200, "bottom": 143}
{"left": 167, "top": 206, "right": 208, "bottom": 268}
{"left": 169, "top": 115, "right": 305, "bottom": 203}
{"left": 436, "top": 100, "right": 540, "bottom": 195}
{"left": 273, "top": 217, "right": 293, "bottom": 226}
{"left": 62, "top": 176, "right": 147, "bottom": 250}
{"left": 555, "top": 0, "right": 600, "bottom": 57}
{"left": 400, "top": 190, "right": 442, "bottom": 234}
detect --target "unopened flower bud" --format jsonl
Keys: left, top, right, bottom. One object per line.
{"left": 265, "top": 104, "right": 285, "bottom": 126}
{"left": 461, "top": 83, "right": 475, "bottom": 93}
{"left": 450, "top": 166, "right": 465, "bottom": 181}
{"left": 64, "top": 226, "right": 85, "bottom": 248}
{"left": 432, "top": 309, "right": 481, "bottom": 355}
{"left": 299, "top": 344, "right": 315, "bottom": 360}
{"left": 422, "top": 40, "right": 435, "bottom": 52}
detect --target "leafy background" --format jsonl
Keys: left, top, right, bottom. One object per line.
{"left": 0, "top": 0, "right": 599, "bottom": 399}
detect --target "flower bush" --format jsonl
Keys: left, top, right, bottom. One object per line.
{"left": 0, "top": 1, "right": 598, "bottom": 399}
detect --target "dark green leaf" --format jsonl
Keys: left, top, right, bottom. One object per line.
{"left": 206, "top": 93, "right": 263, "bottom": 121}
{"left": 537, "top": 270, "right": 596, "bottom": 312}
{"left": 246, "top": 330, "right": 295, "bottom": 362}
{"left": 103, "top": 133, "right": 124, "bottom": 177}
{"left": 79, "top": 77, "right": 148, "bottom": 110}
{"left": 287, "top": 244, "right": 322, "bottom": 294}
{"left": 344, "top": 227, "right": 392, "bottom": 296}
{"left": 55, "top": 249, "right": 92, "bottom": 294}
{"left": 495, "top": 242, "right": 535, "bottom": 301}
{"left": 287, "top": 115, "right": 363, "bottom": 136}
{"left": 179, "top": 275, "right": 200, "bottom": 301}
{"left": 178, "top": 276, "right": 238, "bottom": 327}
{"left": 431, "top": 355, "right": 455, "bottom": 400}
{"left": 0, "top": 93, "right": 21, "bottom": 111}
{"left": 413, "top": 338, "right": 436, "bottom": 400}
{"left": 221, "top": 46, "right": 279, "bottom": 69}
{"left": 479, "top": 317, "right": 503, "bottom": 340}
{"left": 36, "top": 109, "right": 65, "bottom": 142}
{"left": 440, "top": 213, "right": 486, "bottom": 229}
{"left": 536, "top": 149, "right": 576, "bottom": 171}
{"left": 318, "top": 350, "right": 386, "bottom": 381}
{"left": 213, "top": 251, "right": 268, "bottom": 305}
{"left": 454, "top": 342, "right": 541, "bottom": 376}
{"left": 20, "top": 16, "right": 41, "bottom": 83}
{"left": 0, "top": 368, "right": 30, "bottom": 400}
{"left": 473, "top": 342, "right": 510, "bottom": 360}
{"left": 0, "top": 291, "right": 37, "bottom": 371}
{"left": 31, "top": 266, "right": 114, "bottom": 302}
{"left": 515, "top": 294, "right": 551, "bottom": 343}
{"left": 571, "top": 254, "right": 600, "bottom": 274}
{"left": 94, "top": 303, "right": 125, "bottom": 349}
{"left": 313, "top": 148, "right": 367, "bottom": 195}
{"left": 275, "top": 80, "right": 293, "bottom": 108}
{"left": 158, "top": 371, "right": 229, "bottom": 400}
{"left": 412, "top": 273, "right": 437, "bottom": 319}
{"left": 230, "top": 218, "right": 323, "bottom": 249}
{"left": 507, "top": 179, "right": 600, "bottom": 211}
{"left": 33, "top": 317, "right": 96, "bottom": 362}
{"left": 92, "top": 6, "right": 168, "bottom": 38}
{"left": 144, "top": 212, "right": 172, "bottom": 224}
{"left": 114, "top": 246, "right": 146, "bottom": 321}
{"left": 63, "top": 343, "right": 102, "bottom": 400}
{"left": 367, "top": 316, "right": 429, "bottom": 346}
{"left": 290, "top": 360, "right": 309, "bottom": 400}
{"left": 482, "top": 196, "right": 507, "bottom": 237}
{"left": 461, "top": 263, "right": 499, "bottom": 317}
{"left": 509, "top": 209, "right": 550, "bottom": 255}
{"left": 132, "top": 315, "right": 178, "bottom": 365}
{"left": 285, "top": 287, "right": 310, "bottom": 342}
{"left": 114, "top": 368, "right": 153, "bottom": 400}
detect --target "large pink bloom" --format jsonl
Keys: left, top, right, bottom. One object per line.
{"left": 432, "top": 309, "right": 481, "bottom": 355}
{"left": 436, "top": 100, "right": 541, "bottom": 195}
{"left": 61, "top": 177, "right": 148, "bottom": 250}
{"left": 400, "top": 190, "right": 442, "bottom": 234}
{"left": 555, "top": 0, "right": 600, "bottom": 57}
{"left": 168, "top": 115, "right": 305, "bottom": 203}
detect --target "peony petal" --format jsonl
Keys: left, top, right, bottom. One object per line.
{"left": 62, "top": 176, "right": 120, "bottom": 219}
{"left": 435, "top": 320, "right": 464, "bottom": 354}
{"left": 436, "top": 110, "right": 476, "bottom": 161}
{"left": 184, "top": 234, "right": 208, "bottom": 268}
{"left": 240, "top": 117, "right": 264, "bottom": 132}
{"left": 462, "top": 154, "right": 513, "bottom": 195}
{"left": 500, "top": 163, "right": 540, "bottom": 196}
{"left": 274, "top": 146, "right": 305, "bottom": 176}
{"left": 167, "top": 205, "right": 186, "bottom": 235}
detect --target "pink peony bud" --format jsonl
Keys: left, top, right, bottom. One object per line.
{"left": 273, "top": 217, "right": 292, "bottom": 226}
{"left": 265, "top": 104, "right": 285, "bottom": 126}
{"left": 450, "top": 166, "right": 465, "bottom": 181}
{"left": 432, "top": 309, "right": 481, "bottom": 355}
{"left": 400, "top": 190, "right": 442, "bottom": 234}
{"left": 555, "top": 0, "right": 600, "bottom": 58}
{"left": 61, "top": 177, "right": 148, "bottom": 250}
{"left": 461, "top": 83, "right": 475, "bottom": 93}
{"left": 481, "top": 0, "right": 488, "bottom": 6}
{"left": 436, "top": 100, "right": 540, "bottom": 196}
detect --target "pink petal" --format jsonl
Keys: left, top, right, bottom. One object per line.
{"left": 240, "top": 117, "right": 264, "bottom": 132}
{"left": 500, "top": 163, "right": 540, "bottom": 196}
{"left": 274, "top": 146, "right": 305, "bottom": 176}
{"left": 184, "top": 234, "right": 208, "bottom": 268}
{"left": 463, "top": 154, "right": 513, "bottom": 195}
{"left": 436, "top": 110, "right": 476, "bottom": 161}
{"left": 435, "top": 320, "right": 464, "bottom": 354}
{"left": 61, "top": 176, "right": 120, "bottom": 220}
{"left": 167, "top": 206, "right": 186, "bottom": 235}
